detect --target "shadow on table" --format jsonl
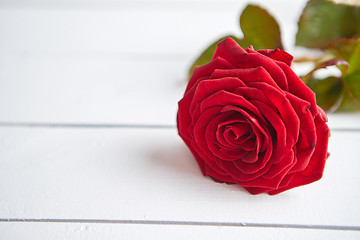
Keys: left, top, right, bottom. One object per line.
{"left": 147, "top": 143, "right": 202, "bottom": 178}
{"left": 147, "top": 143, "right": 251, "bottom": 196}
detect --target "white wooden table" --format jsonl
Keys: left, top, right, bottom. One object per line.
{"left": 1, "top": 0, "right": 360, "bottom": 239}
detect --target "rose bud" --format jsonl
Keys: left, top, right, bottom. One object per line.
{"left": 177, "top": 37, "right": 330, "bottom": 195}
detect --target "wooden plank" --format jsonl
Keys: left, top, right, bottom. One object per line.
{"left": 0, "top": 7, "right": 239, "bottom": 56}
{"left": 327, "top": 114, "right": 360, "bottom": 130}
{"left": 0, "top": 222, "right": 359, "bottom": 240}
{"left": 0, "top": 56, "right": 187, "bottom": 124}
{"left": 0, "top": 127, "right": 359, "bottom": 226}
{"left": 0, "top": 0, "right": 306, "bottom": 54}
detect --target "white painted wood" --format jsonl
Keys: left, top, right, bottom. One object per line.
{"left": 0, "top": 0, "right": 306, "bottom": 54}
{"left": 327, "top": 114, "right": 360, "bottom": 130}
{"left": 0, "top": 127, "right": 359, "bottom": 226}
{"left": 0, "top": 7, "right": 245, "bottom": 56}
{"left": 0, "top": 222, "right": 359, "bottom": 240}
{"left": 0, "top": 56, "right": 187, "bottom": 125}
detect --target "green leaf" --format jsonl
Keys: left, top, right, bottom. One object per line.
{"left": 296, "top": 0, "right": 360, "bottom": 49}
{"left": 314, "top": 41, "right": 360, "bottom": 111}
{"left": 307, "top": 76, "right": 343, "bottom": 112}
{"left": 188, "top": 36, "right": 250, "bottom": 78}
{"left": 338, "top": 73, "right": 360, "bottom": 111}
{"left": 347, "top": 42, "right": 360, "bottom": 75}
{"left": 240, "top": 5, "right": 283, "bottom": 50}
{"left": 326, "top": 38, "right": 360, "bottom": 61}
{"left": 301, "top": 58, "right": 349, "bottom": 83}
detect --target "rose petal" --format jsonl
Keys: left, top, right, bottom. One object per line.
{"left": 209, "top": 67, "right": 281, "bottom": 90}
{"left": 190, "top": 77, "right": 247, "bottom": 120}
{"left": 192, "top": 106, "right": 231, "bottom": 175}
{"left": 206, "top": 114, "right": 247, "bottom": 161}
{"left": 247, "top": 82, "right": 300, "bottom": 148}
{"left": 256, "top": 49, "right": 294, "bottom": 67}
{"left": 199, "top": 90, "right": 266, "bottom": 124}
{"left": 239, "top": 151, "right": 258, "bottom": 163}
{"left": 236, "top": 52, "right": 288, "bottom": 90}
{"left": 221, "top": 105, "right": 269, "bottom": 155}
{"left": 217, "top": 118, "right": 251, "bottom": 149}
{"left": 267, "top": 115, "right": 330, "bottom": 195}
{"left": 262, "top": 148, "right": 295, "bottom": 179}
{"left": 220, "top": 156, "right": 272, "bottom": 182}
{"left": 212, "top": 37, "right": 247, "bottom": 65}
{"left": 276, "top": 61, "right": 317, "bottom": 116}
{"left": 249, "top": 100, "right": 285, "bottom": 163}
{"left": 244, "top": 163, "right": 296, "bottom": 194}
{"left": 187, "top": 57, "right": 234, "bottom": 92}
{"left": 286, "top": 92, "right": 316, "bottom": 173}
{"left": 234, "top": 158, "right": 295, "bottom": 189}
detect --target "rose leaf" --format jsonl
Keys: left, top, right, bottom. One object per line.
{"left": 239, "top": 4, "right": 283, "bottom": 50}
{"left": 325, "top": 38, "right": 360, "bottom": 61}
{"left": 347, "top": 42, "right": 360, "bottom": 75}
{"left": 307, "top": 76, "right": 343, "bottom": 112}
{"left": 296, "top": 0, "right": 360, "bottom": 49}
{"left": 336, "top": 43, "right": 360, "bottom": 111}
{"left": 301, "top": 58, "right": 349, "bottom": 83}
{"left": 338, "top": 73, "right": 360, "bottom": 111}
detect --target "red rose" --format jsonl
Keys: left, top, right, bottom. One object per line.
{"left": 177, "top": 37, "right": 330, "bottom": 195}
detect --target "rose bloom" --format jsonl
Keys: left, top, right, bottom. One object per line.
{"left": 177, "top": 37, "right": 330, "bottom": 195}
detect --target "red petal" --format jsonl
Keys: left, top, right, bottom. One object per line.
{"left": 235, "top": 159, "right": 294, "bottom": 189}
{"left": 276, "top": 61, "right": 318, "bottom": 116}
{"left": 256, "top": 49, "right": 294, "bottom": 67}
{"left": 187, "top": 57, "right": 233, "bottom": 92}
{"left": 212, "top": 37, "right": 247, "bottom": 66}
{"left": 262, "top": 148, "right": 295, "bottom": 179}
{"left": 286, "top": 92, "right": 316, "bottom": 173}
{"left": 236, "top": 52, "right": 288, "bottom": 90}
{"left": 249, "top": 100, "right": 285, "bottom": 164}
{"left": 199, "top": 90, "right": 263, "bottom": 122}
{"left": 220, "top": 157, "right": 272, "bottom": 182}
{"left": 247, "top": 82, "right": 300, "bottom": 148}
{"left": 192, "top": 106, "right": 230, "bottom": 175}
{"left": 190, "top": 77, "right": 246, "bottom": 119}
{"left": 209, "top": 67, "right": 281, "bottom": 90}
{"left": 267, "top": 115, "right": 330, "bottom": 195}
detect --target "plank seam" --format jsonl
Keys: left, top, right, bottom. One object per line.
{"left": 0, "top": 122, "right": 175, "bottom": 129}
{"left": 0, "top": 218, "right": 359, "bottom": 231}
{"left": 0, "top": 122, "right": 359, "bottom": 132}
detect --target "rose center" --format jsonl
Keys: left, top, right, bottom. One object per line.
{"left": 217, "top": 121, "right": 256, "bottom": 152}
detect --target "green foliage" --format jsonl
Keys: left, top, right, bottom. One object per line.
{"left": 302, "top": 42, "right": 360, "bottom": 111}
{"left": 326, "top": 38, "right": 360, "bottom": 61}
{"left": 296, "top": 0, "right": 360, "bottom": 49}
{"left": 301, "top": 58, "right": 349, "bottom": 83}
{"left": 296, "top": 0, "right": 360, "bottom": 111}
{"left": 347, "top": 43, "right": 360, "bottom": 75}
{"left": 339, "top": 73, "right": 360, "bottom": 111}
{"left": 240, "top": 5, "right": 283, "bottom": 50}
{"left": 307, "top": 76, "right": 343, "bottom": 112}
